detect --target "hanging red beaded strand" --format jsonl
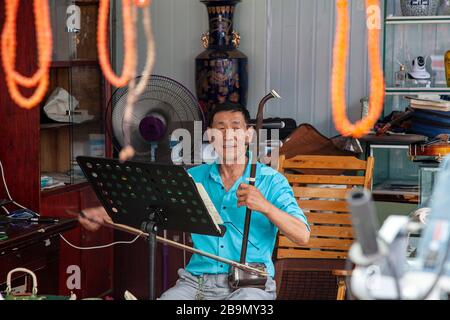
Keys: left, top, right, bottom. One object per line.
{"left": 1, "top": 0, "right": 53, "bottom": 109}
{"left": 331, "top": 0, "right": 385, "bottom": 138}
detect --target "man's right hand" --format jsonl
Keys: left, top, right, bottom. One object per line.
{"left": 78, "top": 206, "right": 113, "bottom": 232}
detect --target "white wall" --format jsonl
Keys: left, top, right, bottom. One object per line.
{"left": 113, "top": 0, "right": 372, "bottom": 137}
{"left": 268, "top": 0, "right": 372, "bottom": 136}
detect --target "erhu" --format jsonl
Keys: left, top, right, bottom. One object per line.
{"left": 228, "top": 90, "right": 282, "bottom": 289}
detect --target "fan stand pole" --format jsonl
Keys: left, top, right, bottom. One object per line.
{"left": 141, "top": 210, "right": 159, "bottom": 300}
{"left": 150, "top": 142, "right": 157, "bottom": 162}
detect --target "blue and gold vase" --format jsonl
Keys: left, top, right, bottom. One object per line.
{"left": 195, "top": 0, "right": 248, "bottom": 119}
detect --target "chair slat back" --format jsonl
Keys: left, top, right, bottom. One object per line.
{"left": 276, "top": 155, "right": 374, "bottom": 260}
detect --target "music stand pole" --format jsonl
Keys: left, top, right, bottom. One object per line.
{"left": 141, "top": 209, "right": 160, "bottom": 300}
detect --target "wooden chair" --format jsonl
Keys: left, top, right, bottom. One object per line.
{"left": 274, "top": 155, "right": 374, "bottom": 300}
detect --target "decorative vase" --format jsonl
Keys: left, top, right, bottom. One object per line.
{"left": 400, "top": 0, "right": 440, "bottom": 16}
{"left": 195, "top": 0, "right": 248, "bottom": 119}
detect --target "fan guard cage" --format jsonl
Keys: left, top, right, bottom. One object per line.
{"left": 106, "top": 75, "right": 205, "bottom": 162}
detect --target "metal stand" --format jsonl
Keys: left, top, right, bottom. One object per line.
{"left": 76, "top": 156, "right": 227, "bottom": 300}
{"left": 141, "top": 210, "right": 159, "bottom": 300}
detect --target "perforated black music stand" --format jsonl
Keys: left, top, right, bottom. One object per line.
{"left": 76, "top": 156, "right": 226, "bottom": 300}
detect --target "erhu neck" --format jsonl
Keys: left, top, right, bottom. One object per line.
{"left": 253, "top": 90, "right": 281, "bottom": 159}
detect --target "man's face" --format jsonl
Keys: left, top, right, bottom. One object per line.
{"left": 208, "top": 111, "right": 253, "bottom": 165}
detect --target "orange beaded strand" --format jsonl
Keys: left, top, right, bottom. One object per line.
{"left": 1, "top": 0, "right": 53, "bottom": 109}
{"left": 98, "top": 0, "right": 137, "bottom": 88}
{"left": 7, "top": 0, "right": 52, "bottom": 88}
{"left": 134, "top": 0, "right": 151, "bottom": 8}
{"left": 331, "top": 0, "right": 385, "bottom": 138}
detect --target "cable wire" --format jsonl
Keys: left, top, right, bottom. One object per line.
{"left": 0, "top": 161, "right": 36, "bottom": 215}
{"left": 59, "top": 232, "right": 143, "bottom": 251}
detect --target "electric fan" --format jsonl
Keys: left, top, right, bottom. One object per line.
{"left": 106, "top": 75, "right": 205, "bottom": 164}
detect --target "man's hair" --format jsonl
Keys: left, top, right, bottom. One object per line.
{"left": 207, "top": 102, "right": 251, "bottom": 127}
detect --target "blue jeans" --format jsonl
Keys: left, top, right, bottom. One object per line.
{"left": 158, "top": 269, "right": 276, "bottom": 300}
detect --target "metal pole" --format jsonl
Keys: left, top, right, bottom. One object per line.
{"left": 148, "top": 229, "right": 156, "bottom": 300}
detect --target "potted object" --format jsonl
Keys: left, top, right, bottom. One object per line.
{"left": 195, "top": 0, "right": 248, "bottom": 119}
{"left": 400, "top": 0, "right": 440, "bottom": 16}
{"left": 439, "top": 0, "right": 450, "bottom": 15}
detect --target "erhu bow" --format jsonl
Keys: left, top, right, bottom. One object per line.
{"left": 66, "top": 210, "right": 268, "bottom": 277}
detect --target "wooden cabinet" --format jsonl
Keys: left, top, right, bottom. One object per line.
{"left": 0, "top": 0, "right": 41, "bottom": 212}
{"left": 79, "top": 187, "right": 114, "bottom": 297}
{"left": 0, "top": 0, "right": 188, "bottom": 299}
{"left": 0, "top": 220, "right": 77, "bottom": 297}
{"left": 0, "top": 238, "right": 60, "bottom": 295}
{"left": 0, "top": 0, "right": 112, "bottom": 298}
{"left": 41, "top": 186, "right": 113, "bottom": 298}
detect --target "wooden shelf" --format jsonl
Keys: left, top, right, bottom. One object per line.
{"left": 386, "top": 87, "right": 450, "bottom": 95}
{"left": 40, "top": 123, "right": 71, "bottom": 130}
{"left": 373, "top": 193, "right": 419, "bottom": 204}
{"left": 386, "top": 15, "right": 450, "bottom": 24}
{"left": 74, "top": 0, "right": 99, "bottom": 5}
{"left": 360, "top": 133, "right": 428, "bottom": 145}
{"left": 41, "top": 181, "right": 90, "bottom": 196}
{"left": 372, "top": 180, "right": 419, "bottom": 204}
{"left": 51, "top": 59, "right": 99, "bottom": 68}
{"left": 40, "top": 120, "right": 101, "bottom": 130}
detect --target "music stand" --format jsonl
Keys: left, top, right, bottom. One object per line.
{"left": 76, "top": 156, "right": 226, "bottom": 300}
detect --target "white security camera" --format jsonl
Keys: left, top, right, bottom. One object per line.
{"left": 408, "top": 56, "right": 431, "bottom": 80}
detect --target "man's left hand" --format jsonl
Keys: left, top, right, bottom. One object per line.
{"left": 236, "top": 183, "right": 272, "bottom": 214}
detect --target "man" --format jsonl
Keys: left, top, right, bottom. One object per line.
{"left": 80, "top": 103, "right": 310, "bottom": 300}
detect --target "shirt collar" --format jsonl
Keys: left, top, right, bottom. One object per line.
{"left": 208, "top": 152, "right": 261, "bottom": 185}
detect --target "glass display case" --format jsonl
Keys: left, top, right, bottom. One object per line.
{"left": 368, "top": 0, "right": 450, "bottom": 203}
{"left": 384, "top": 1, "right": 450, "bottom": 104}
{"left": 370, "top": 144, "right": 421, "bottom": 203}
{"left": 419, "top": 163, "right": 440, "bottom": 206}
{"left": 40, "top": 0, "right": 109, "bottom": 190}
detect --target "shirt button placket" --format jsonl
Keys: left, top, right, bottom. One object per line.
{"left": 219, "top": 193, "right": 228, "bottom": 273}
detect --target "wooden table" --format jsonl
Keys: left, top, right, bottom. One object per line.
{"left": 0, "top": 218, "right": 77, "bottom": 295}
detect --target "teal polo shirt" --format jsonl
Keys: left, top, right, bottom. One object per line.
{"left": 185, "top": 159, "right": 309, "bottom": 278}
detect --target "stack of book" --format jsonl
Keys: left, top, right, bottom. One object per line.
{"left": 406, "top": 95, "right": 450, "bottom": 112}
